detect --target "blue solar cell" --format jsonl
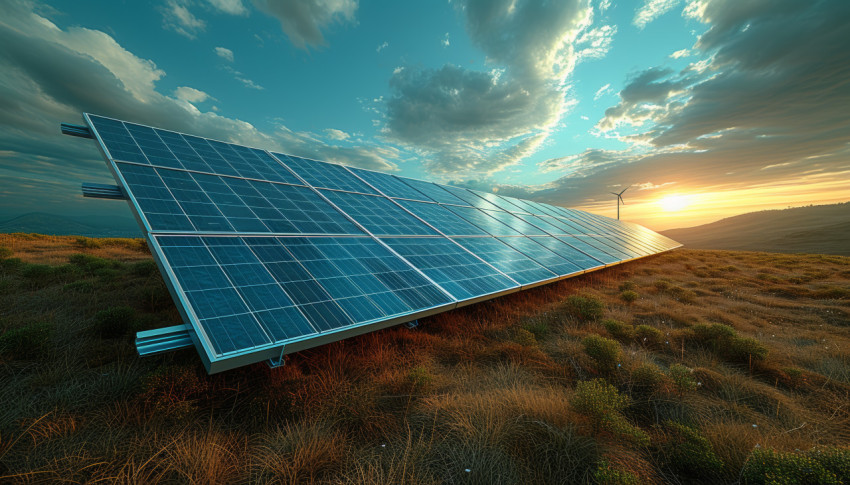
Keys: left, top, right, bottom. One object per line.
{"left": 395, "top": 199, "right": 489, "bottom": 236}
{"left": 397, "top": 177, "right": 471, "bottom": 206}
{"left": 443, "top": 205, "right": 522, "bottom": 236}
{"left": 497, "top": 237, "right": 585, "bottom": 276}
{"left": 116, "top": 163, "right": 194, "bottom": 231}
{"left": 452, "top": 237, "right": 555, "bottom": 285}
{"left": 275, "top": 154, "right": 378, "bottom": 194}
{"left": 557, "top": 235, "right": 623, "bottom": 263}
{"left": 320, "top": 190, "right": 437, "bottom": 236}
{"left": 529, "top": 236, "right": 607, "bottom": 269}
{"left": 438, "top": 185, "right": 504, "bottom": 211}
{"left": 347, "top": 168, "right": 432, "bottom": 201}
{"left": 380, "top": 237, "right": 517, "bottom": 300}
{"left": 469, "top": 191, "right": 530, "bottom": 213}
{"left": 481, "top": 210, "right": 549, "bottom": 235}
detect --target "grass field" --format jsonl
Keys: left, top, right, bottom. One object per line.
{"left": 1, "top": 233, "right": 849, "bottom": 484}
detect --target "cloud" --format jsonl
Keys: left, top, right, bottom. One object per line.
{"left": 669, "top": 48, "right": 690, "bottom": 58}
{"left": 222, "top": 65, "right": 264, "bottom": 90}
{"left": 174, "top": 86, "right": 211, "bottom": 103}
{"left": 594, "top": 83, "right": 612, "bottom": 100}
{"left": 376, "top": 41, "right": 388, "bottom": 53}
{"left": 324, "top": 128, "right": 350, "bottom": 140}
{"left": 214, "top": 46, "right": 234, "bottom": 61}
{"left": 441, "top": 32, "right": 450, "bottom": 48}
{"left": 255, "top": 0, "right": 358, "bottom": 49}
{"left": 206, "top": 0, "right": 248, "bottom": 15}
{"left": 383, "top": 0, "right": 600, "bottom": 176}
{"left": 474, "top": 0, "right": 850, "bottom": 229}
{"left": 162, "top": 0, "right": 206, "bottom": 39}
{"left": 0, "top": 0, "right": 397, "bottom": 218}
{"left": 576, "top": 24, "right": 616, "bottom": 59}
{"left": 633, "top": 0, "right": 680, "bottom": 29}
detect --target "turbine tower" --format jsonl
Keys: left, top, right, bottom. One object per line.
{"left": 610, "top": 186, "right": 630, "bottom": 220}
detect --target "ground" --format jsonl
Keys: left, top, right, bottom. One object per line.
{"left": 0, "top": 233, "right": 848, "bottom": 484}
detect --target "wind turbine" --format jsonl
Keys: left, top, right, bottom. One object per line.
{"left": 610, "top": 185, "right": 630, "bottom": 220}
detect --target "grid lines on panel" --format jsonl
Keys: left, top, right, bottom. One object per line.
{"left": 496, "top": 237, "right": 585, "bottom": 276}
{"left": 320, "top": 190, "right": 438, "bottom": 236}
{"left": 439, "top": 185, "right": 504, "bottom": 211}
{"left": 530, "top": 236, "right": 607, "bottom": 269}
{"left": 275, "top": 154, "right": 378, "bottom": 194}
{"left": 381, "top": 237, "right": 517, "bottom": 301}
{"left": 443, "top": 205, "right": 522, "bottom": 236}
{"left": 452, "top": 237, "right": 556, "bottom": 286}
{"left": 395, "top": 199, "right": 489, "bottom": 236}
{"left": 398, "top": 177, "right": 472, "bottom": 206}
{"left": 347, "top": 168, "right": 433, "bottom": 201}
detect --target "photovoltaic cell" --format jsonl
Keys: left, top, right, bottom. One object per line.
{"left": 496, "top": 237, "right": 585, "bottom": 276}
{"left": 443, "top": 205, "right": 522, "bottom": 236}
{"left": 530, "top": 236, "right": 606, "bottom": 269}
{"left": 395, "top": 199, "right": 490, "bottom": 236}
{"left": 398, "top": 177, "right": 472, "bottom": 206}
{"left": 438, "top": 185, "right": 504, "bottom": 211}
{"left": 451, "top": 237, "right": 556, "bottom": 285}
{"left": 480, "top": 210, "right": 549, "bottom": 236}
{"left": 319, "top": 190, "right": 437, "bottom": 236}
{"left": 275, "top": 154, "right": 378, "bottom": 194}
{"left": 348, "top": 168, "right": 432, "bottom": 201}
{"left": 381, "top": 237, "right": 517, "bottom": 300}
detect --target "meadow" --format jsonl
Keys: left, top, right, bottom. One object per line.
{"left": 0, "top": 233, "right": 848, "bottom": 484}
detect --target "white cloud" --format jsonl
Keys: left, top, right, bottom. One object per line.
{"left": 255, "top": 0, "right": 358, "bottom": 49}
{"left": 162, "top": 0, "right": 206, "bottom": 39}
{"left": 577, "top": 25, "right": 617, "bottom": 60}
{"left": 214, "top": 46, "right": 234, "bottom": 62}
{"left": 669, "top": 48, "right": 690, "bottom": 58}
{"left": 376, "top": 41, "right": 388, "bottom": 53}
{"left": 594, "top": 83, "right": 612, "bottom": 100}
{"left": 324, "top": 128, "right": 350, "bottom": 140}
{"left": 206, "top": 0, "right": 248, "bottom": 15}
{"left": 174, "top": 86, "right": 211, "bottom": 103}
{"left": 634, "top": 0, "right": 680, "bottom": 29}
{"left": 442, "top": 32, "right": 450, "bottom": 47}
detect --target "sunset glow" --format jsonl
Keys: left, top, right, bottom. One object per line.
{"left": 659, "top": 195, "right": 691, "bottom": 212}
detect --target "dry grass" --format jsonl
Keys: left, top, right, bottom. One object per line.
{"left": 1, "top": 235, "right": 849, "bottom": 483}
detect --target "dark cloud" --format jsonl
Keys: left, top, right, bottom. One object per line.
{"left": 383, "top": 0, "right": 606, "bottom": 176}
{"left": 255, "top": 0, "right": 357, "bottom": 49}
{"left": 0, "top": 0, "right": 396, "bottom": 219}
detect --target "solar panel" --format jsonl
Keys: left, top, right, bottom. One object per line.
{"left": 78, "top": 113, "right": 680, "bottom": 372}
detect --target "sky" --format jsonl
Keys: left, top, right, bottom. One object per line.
{"left": 0, "top": 0, "right": 848, "bottom": 231}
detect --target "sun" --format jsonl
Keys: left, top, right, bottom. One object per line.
{"left": 659, "top": 194, "right": 691, "bottom": 212}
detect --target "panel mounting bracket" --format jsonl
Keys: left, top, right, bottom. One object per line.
{"left": 82, "top": 182, "right": 127, "bottom": 200}
{"left": 404, "top": 319, "right": 420, "bottom": 329}
{"left": 136, "top": 324, "right": 194, "bottom": 356}
{"left": 268, "top": 344, "right": 287, "bottom": 368}
{"left": 61, "top": 122, "right": 93, "bottom": 139}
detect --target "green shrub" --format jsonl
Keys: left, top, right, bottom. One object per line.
{"left": 20, "top": 263, "right": 53, "bottom": 280}
{"left": 724, "top": 336, "right": 768, "bottom": 363}
{"left": 654, "top": 279, "right": 672, "bottom": 292}
{"left": 93, "top": 306, "right": 136, "bottom": 338}
{"left": 619, "top": 280, "right": 636, "bottom": 291}
{"left": 565, "top": 295, "right": 605, "bottom": 321}
{"left": 75, "top": 236, "right": 102, "bottom": 248}
{"left": 603, "top": 319, "right": 635, "bottom": 341}
{"left": 631, "top": 363, "right": 664, "bottom": 395}
{"left": 669, "top": 364, "right": 697, "bottom": 395}
{"left": 407, "top": 366, "right": 432, "bottom": 390}
{"left": 0, "top": 246, "right": 12, "bottom": 258}
{"left": 620, "top": 290, "right": 638, "bottom": 303}
{"left": 741, "top": 448, "right": 847, "bottom": 485}
{"left": 691, "top": 323, "right": 736, "bottom": 342}
{"left": 602, "top": 414, "right": 650, "bottom": 446}
{"left": 131, "top": 260, "right": 159, "bottom": 277}
{"left": 512, "top": 327, "right": 537, "bottom": 346}
{"left": 0, "top": 322, "right": 53, "bottom": 359}
{"left": 0, "top": 257, "right": 23, "bottom": 273}
{"left": 522, "top": 319, "right": 549, "bottom": 340}
{"left": 670, "top": 286, "right": 697, "bottom": 303}
{"left": 68, "top": 253, "right": 119, "bottom": 273}
{"left": 582, "top": 335, "right": 621, "bottom": 373}
{"left": 635, "top": 325, "right": 664, "bottom": 348}
{"left": 660, "top": 421, "right": 723, "bottom": 478}
{"left": 572, "top": 378, "right": 628, "bottom": 420}
{"left": 63, "top": 280, "right": 95, "bottom": 293}
{"left": 593, "top": 460, "right": 640, "bottom": 485}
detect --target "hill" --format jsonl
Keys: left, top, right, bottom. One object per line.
{"left": 0, "top": 212, "right": 141, "bottom": 238}
{"left": 662, "top": 202, "right": 850, "bottom": 255}
{"left": 0, "top": 234, "right": 848, "bottom": 483}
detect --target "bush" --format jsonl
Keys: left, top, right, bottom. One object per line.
{"left": 725, "top": 336, "right": 768, "bottom": 363}
{"left": 512, "top": 327, "right": 537, "bottom": 346}
{"left": 582, "top": 335, "right": 621, "bottom": 373}
{"left": 68, "top": 253, "right": 119, "bottom": 274}
{"left": 631, "top": 363, "right": 664, "bottom": 395}
{"left": 407, "top": 366, "right": 432, "bottom": 390}
{"left": 593, "top": 460, "right": 640, "bottom": 485}
{"left": 635, "top": 325, "right": 665, "bottom": 349}
{"left": 660, "top": 421, "right": 723, "bottom": 478}
{"left": 564, "top": 295, "right": 605, "bottom": 321}
{"left": 654, "top": 279, "right": 672, "bottom": 292}
{"left": 0, "top": 322, "right": 53, "bottom": 359}
{"left": 620, "top": 290, "right": 638, "bottom": 303}
{"left": 131, "top": 260, "right": 159, "bottom": 277}
{"left": 75, "top": 236, "right": 102, "bottom": 248}
{"left": 572, "top": 378, "right": 628, "bottom": 420}
{"left": 0, "top": 246, "right": 12, "bottom": 258}
{"left": 522, "top": 319, "right": 549, "bottom": 340}
{"left": 603, "top": 319, "right": 635, "bottom": 341}
{"left": 20, "top": 263, "right": 53, "bottom": 280}
{"left": 691, "top": 323, "right": 736, "bottom": 342}
{"left": 741, "top": 447, "right": 847, "bottom": 485}
{"left": 63, "top": 280, "right": 95, "bottom": 293}
{"left": 669, "top": 364, "right": 697, "bottom": 395}
{"left": 93, "top": 306, "right": 136, "bottom": 338}
{"left": 619, "top": 281, "right": 636, "bottom": 291}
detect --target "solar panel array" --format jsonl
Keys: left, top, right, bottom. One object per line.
{"left": 84, "top": 113, "right": 680, "bottom": 372}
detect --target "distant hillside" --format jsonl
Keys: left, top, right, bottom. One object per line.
{"left": 662, "top": 202, "right": 850, "bottom": 255}
{"left": 0, "top": 212, "right": 141, "bottom": 238}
